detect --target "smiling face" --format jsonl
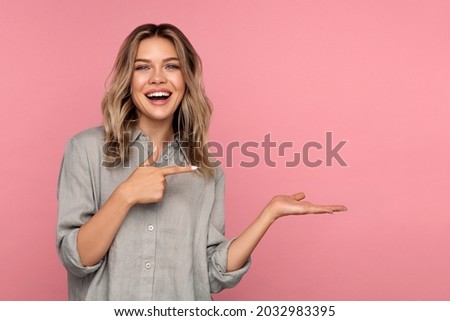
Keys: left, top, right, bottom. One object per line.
{"left": 131, "top": 37, "right": 186, "bottom": 136}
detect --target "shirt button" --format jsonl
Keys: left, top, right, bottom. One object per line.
{"left": 145, "top": 262, "right": 152, "bottom": 269}
{"left": 148, "top": 225, "right": 154, "bottom": 231}
{"left": 163, "top": 155, "right": 169, "bottom": 160}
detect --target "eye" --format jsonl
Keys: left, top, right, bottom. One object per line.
{"left": 135, "top": 65, "right": 150, "bottom": 71}
{"left": 165, "top": 64, "right": 180, "bottom": 70}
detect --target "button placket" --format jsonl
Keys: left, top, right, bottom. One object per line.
{"left": 141, "top": 206, "right": 157, "bottom": 296}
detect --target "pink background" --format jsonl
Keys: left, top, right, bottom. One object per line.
{"left": 1, "top": 0, "right": 449, "bottom": 300}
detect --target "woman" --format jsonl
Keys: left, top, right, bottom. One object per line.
{"left": 56, "top": 23, "right": 347, "bottom": 300}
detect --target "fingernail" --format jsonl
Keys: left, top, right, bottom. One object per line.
{"left": 191, "top": 166, "right": 198, "bottom": 171}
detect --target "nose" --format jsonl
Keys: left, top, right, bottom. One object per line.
{"left": 148, "top": 67, "right": 166, "bottom": 84}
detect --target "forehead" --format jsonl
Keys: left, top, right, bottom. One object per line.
{"left": 135, "top": 37, "right": 178, "bottom": 59}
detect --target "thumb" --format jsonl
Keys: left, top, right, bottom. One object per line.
{"left": 290, "top": 192, "right": 306, "bottom": 201}
{"left": 142, "top": 145, "right": 159, "bottom": 167}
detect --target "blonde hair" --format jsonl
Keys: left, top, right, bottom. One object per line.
{"left": 102, "top": 23, "right": 214, "bottom": 176}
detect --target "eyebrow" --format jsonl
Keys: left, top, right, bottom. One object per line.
{"left": 134, "top": 57, "right": 180, "bottom": 63}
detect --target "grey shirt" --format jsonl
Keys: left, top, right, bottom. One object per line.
{"left": 56, "top": 127, "right": 250, "bottom": 300}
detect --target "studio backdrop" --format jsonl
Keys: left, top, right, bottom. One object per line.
{"left": 0, "top": 0, "right": 449, "bottom": 300}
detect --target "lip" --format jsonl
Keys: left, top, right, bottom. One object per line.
{"left": 144, "top": 88, "right": 173, "bottom": 106}
{"left": 144, "top": 88, "right": 173, "bottom": 95}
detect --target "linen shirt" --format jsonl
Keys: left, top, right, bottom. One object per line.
{"left": 56, "top": 126, "right": 250, "bottom": 300}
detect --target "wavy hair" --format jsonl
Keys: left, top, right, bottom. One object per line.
{"left": 102, "top": 23, "right": 214, "bottom": 176}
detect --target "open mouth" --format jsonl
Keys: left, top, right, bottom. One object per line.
{"left": 145, "top": 91, "right": 172, "bottom": 101}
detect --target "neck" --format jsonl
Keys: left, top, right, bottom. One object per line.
{"left": 138, "top": 119, "right": 174, "bottom": 148}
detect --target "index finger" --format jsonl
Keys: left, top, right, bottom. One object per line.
{"left": 161, "top": 165, "right": 198, "bottom": 176}
{"left": 142, "top": 146, "right": 159, "bottom": 167}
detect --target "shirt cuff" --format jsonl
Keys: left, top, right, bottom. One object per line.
{"left": 209, "top": 238, "right": 251, "bottom": 292}
{"left": 59, "top": 229, "right": 102, "bottom": 277}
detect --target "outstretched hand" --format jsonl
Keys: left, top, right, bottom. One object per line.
{"left": 226, "top": 191, "right": 347, "bottom": 272}
{"left": 263, "top": 192, "right": 347, "bottom": 220}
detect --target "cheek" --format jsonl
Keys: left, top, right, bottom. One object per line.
{"left": 176, "top": 76, "right": 186, "bottom": 95}
{"left": 130, "top": 77, "right": 144, "bottom": 106}
{"left": 179, "top": 82, "right": 186, "bottom": 96}
{"left": 131, "top": 74, "right": 144, "bottom": 91}
{"left": 171, "top": 71, "right": 185, "bottom": 90}
{"left": 130, "top": 91, "right": 139, "bottom": 105}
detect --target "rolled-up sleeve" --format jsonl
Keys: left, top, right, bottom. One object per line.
{"left": 207, "top": 169, "right": 250, "bottom": 293}
{"left": 57, "top": 129, "right": 250, "bottom": 299}
{"left": 56, "top": 137, "right": 102, "bottom": 277}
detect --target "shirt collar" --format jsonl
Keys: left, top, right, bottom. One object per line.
{"left": 130, "top": 126, "right": 143, "bottom": 143}
{"left": 130, "top": 126, "right": 180, "bottom": 148}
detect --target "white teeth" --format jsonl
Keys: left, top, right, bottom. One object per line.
{"left": 147, "top": 92, "right": 171, "bottom": 98}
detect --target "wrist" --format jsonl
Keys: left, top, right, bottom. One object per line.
{"left": 114, "top": 182, "right": 136, "bottom": 209}
{"left": 259, "top": 205, "right": 279, "bottom": 224}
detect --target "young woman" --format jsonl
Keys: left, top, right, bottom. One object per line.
{"left": 56, "top": 23, "right": 347, "bottom": 300}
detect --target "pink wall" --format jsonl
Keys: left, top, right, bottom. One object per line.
{"left": 1, "top": 0, "right": 449, "bottom": 300}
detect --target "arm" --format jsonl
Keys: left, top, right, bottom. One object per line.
{"left": 75, "top": 146, "right": 195, "bottom": 267}
{"left": 76, "top": 186, "right": 133, "bottom": 267}
{"left": 226, "top": 192, "right": 347, "bottom": 272}
{"left": 207, "top": 168, "right": 251, "bottom": 293}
